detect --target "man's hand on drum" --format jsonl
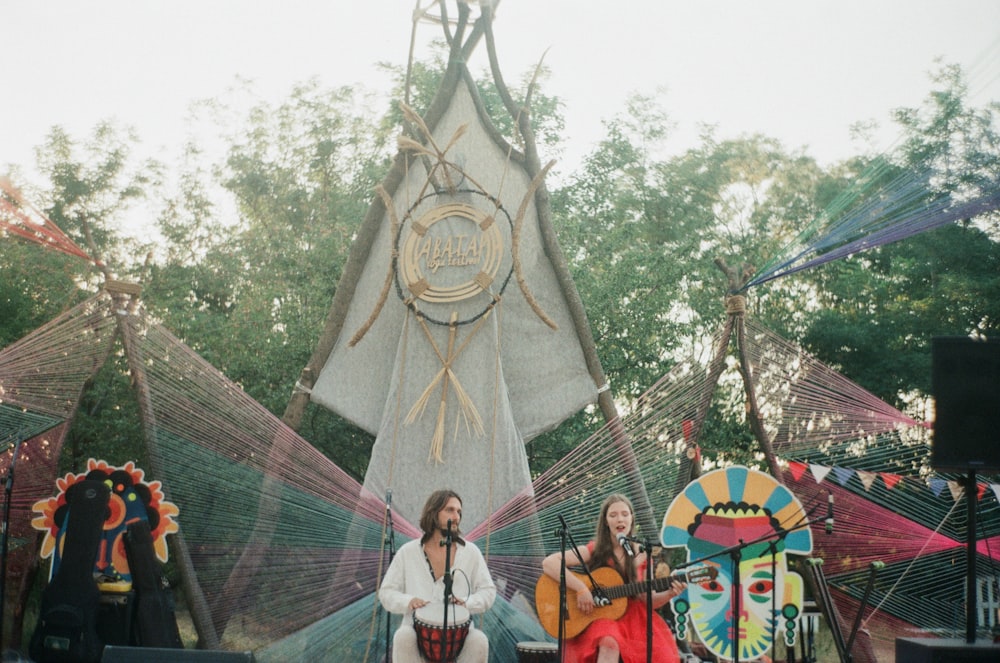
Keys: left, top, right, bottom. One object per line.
{"left": 449, "top": 596, "right": 466, "bottom": 606}
{"left": 408, "top": 597, "right": 429, "bottom": 611}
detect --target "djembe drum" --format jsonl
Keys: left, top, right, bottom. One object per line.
{"left": 413, "top": 603, "right": 471, "bottom": 662}
{"left": 516, "top": 641, "right": 558, "bottom": 663}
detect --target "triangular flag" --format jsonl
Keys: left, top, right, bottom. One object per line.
{"left": 810, "top": 464, "right": 832, "bottom": 484}
{"left": 929, "top": 478, "right": 948, "bottom": 497}
{"left": 788, "top": 461, "right": 808, "bottom": 481}
{"left": 880, "top": 472, "right": 902, "bottom": 490}
{"left": 833, "top": 467, "right": 853, "bottom": 486}
{"left": 990, "top": 483, "right": 1000, "bottom": 504}
{"left": 977, "top": 482, "right": 987, "bottom": 500}
{"left": 858, "top": 470, "right": 877, "bottom": 491}
{"left": 947, "top": 480, "right": 965, "bottom": 501}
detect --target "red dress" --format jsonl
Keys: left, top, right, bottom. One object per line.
{"left": 564, "top": 543, "right": 681, "bottom": 663}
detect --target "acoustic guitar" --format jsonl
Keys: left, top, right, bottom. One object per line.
{"left": 534, "top": 564, "right": 717, "bottom": 639}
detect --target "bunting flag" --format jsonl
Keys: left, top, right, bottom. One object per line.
{"left": 786, "top": 459, "right": 1000, "bottom": 503}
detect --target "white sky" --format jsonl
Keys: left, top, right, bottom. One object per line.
{"left": 3, "top": 0, "right": 1000, "bottom": 188}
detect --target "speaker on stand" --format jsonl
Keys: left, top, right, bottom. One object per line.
{"left": 931, "top": 336, "right": 1000, "bottom": 646}
{"left": 931, "top": 336, "right": 1000, "bottom": 472}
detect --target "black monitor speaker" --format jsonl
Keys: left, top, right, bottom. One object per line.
{"left": 931, "top": 336, "right": 1000, "bottom": 472}
{"left": 101, "top": 646, "right": 254, "bottom": 662}
{"left": 895, "top": 637, "right": 1000, "bottom": 662}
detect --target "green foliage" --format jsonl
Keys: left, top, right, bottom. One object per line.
{"left": 143, "top": 80, "right": 388, "bottom": 416}
{"left": 698, "top": 403, "right": 760, "bottom": 468}
{"left": 801, "top": 222, "right": 1000, "bottom": 405}
{"left": 791, "top": 63, "right": 1000, "bottom": 408}
{"left": 35, "top": 121, "right": 161, "bottom": 271}
{"left": 61, "top": 353, "right": 147, "bottom": 475}
{"left": 3, "top": 57, "right": 998, "bottom": 484}
{"left": 0, "top": 242, "right": 89, "bottom": 345}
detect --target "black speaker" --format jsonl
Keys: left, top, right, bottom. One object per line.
{"left": 896, "top": 637, "right": 1000, "bottom": 662}
{"left": 101, "top": 647, "right": 254, "bottom": 662}
{"left": 931, "top": 336, "right": 1000, "bottom": 472}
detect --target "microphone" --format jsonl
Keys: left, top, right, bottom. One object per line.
{"left": 384, "top": 489, "right": 395, "bottom": 547}
{"left": 616, "top": 533, "right": 635, "bottom": 557}
{"left": 825, "top": 493, "right": 834, "bottom": 535}
{"left": 440, "top": 519, "right": 453, "bottom": 546}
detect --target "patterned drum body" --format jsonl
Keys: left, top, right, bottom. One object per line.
{"left": 516, "top": 641, "right": 558, "bottom": 663}
{"left": 413, "top": 604, "right": 471, "bottom": 662}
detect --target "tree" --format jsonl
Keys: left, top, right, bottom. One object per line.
{"left": 4, "top": 121, "right": 160, "bottom": 475}
{"left": 137, "top": 80, "right": 396, "bottom": 480}
{"left": 795, "top": 62, "right": 1000, "bottom": 409}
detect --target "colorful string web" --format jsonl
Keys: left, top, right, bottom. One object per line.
{"left": 739, "top": 317, "right": 924, "bottom": 462}
{"left": 0, "top": 293, "right": 400, "bottom": 660}
{"left": 4, "top": 288, "right": 999, "bottom": 661}
{"left": 112, "top": 301, "right": 422, "bottom": 660}
{"left": 0, "top": 182, "right": 97, "bottom": 264}
{"left": 734, "top": 318, "right": 1000, "bottom": 653}
{"left": 745, "top": 156, "right": 1000, "bottom": 290}
{"left": 0, "top": 294, "right": 121, "bottom": 625}
{"left": 744, "top": 40, "right": 1000, "bottom": 292}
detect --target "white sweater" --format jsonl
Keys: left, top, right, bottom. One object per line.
{"left": 378, "top": 537, "right": 497, "bottom": 627}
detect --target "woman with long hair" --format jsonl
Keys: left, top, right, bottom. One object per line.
{"left": 540, "top": 494, "right": 683, "bottom": 663}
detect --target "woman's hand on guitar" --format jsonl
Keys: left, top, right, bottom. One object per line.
{"left": 576, "top": 587, "right": 595, "bottom": 614}
{"left": 653, "top": 581, "right": 687, "bottom": 608}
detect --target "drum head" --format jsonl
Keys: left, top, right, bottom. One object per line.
{"left": 516, "top": 640, "right": 558, "bottom": 663}
{"left": 414, "top": 603, "right": 471, "bottom": 627}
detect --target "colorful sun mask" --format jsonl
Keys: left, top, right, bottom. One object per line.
{"left": 661, "top": 466, "right": 812, "bottom": 662}
{"left": 31, "top": 458, "right": 180, "bottom": 584}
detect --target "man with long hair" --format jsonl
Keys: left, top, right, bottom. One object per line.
{"left": 379, "top": 489, "right": 496, "bottom": 662}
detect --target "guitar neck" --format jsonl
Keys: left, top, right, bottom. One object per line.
{"left": 535, "top": 564, "right": 714, "bottom": 639}
{"left": 598, "top": 573, "right": 682, "bottom": 601}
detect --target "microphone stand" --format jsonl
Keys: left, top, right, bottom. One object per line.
{"left": 440, "top": 521, "right": 454, "bottom": 663}
{"left": 383, "top": 490, "right": 395, "bottom": 663}
{"left": 0, "top": 431, "right": 25, "bottom": 655}
{"left": 616, "top": 532, "right": 655, "bottom": 663}
{"left": 561, "top": 521, "right": 612, "bottom": 609}
{"left": 642, "top": 534, "right": 653, "bottom": 663}
{"left": 843, "top": 561, "right": 884, "bottom": 662}
{"left": 766, "top": 537, "right": 781, "bottom": 662}
{"left": 553, "top": 514, "right": 613, "bottom": 662}
{"left": 729, "top": 543, "right": 744, "bottom": 663}
{"left": 554, "top": 516, "right": 569, "bottom": 663}
{"left": 675, "top": 503, "right": 823, "bottom": 663}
